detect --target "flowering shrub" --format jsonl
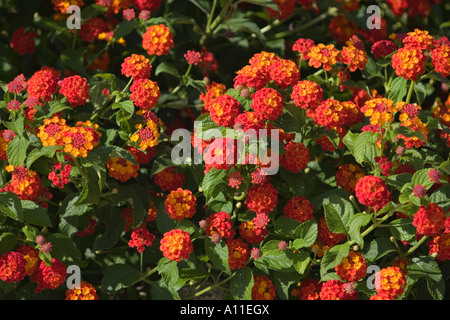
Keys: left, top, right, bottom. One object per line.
{"left": 0, "top": 0, "right": 450, "bottom": 301}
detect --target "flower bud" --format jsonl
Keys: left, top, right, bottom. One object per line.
{"left": 36, "top": 235, "right": 46, "bottom": 246}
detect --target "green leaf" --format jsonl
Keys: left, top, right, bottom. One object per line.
{"left": 201, "top": 168, "right": 228, "bottom": 198}
{"left": 230, "top": 266, "right": 253, "bottom": 300}
{"left": 225, "top": 18, "right": 265, "bottom": 41}
{"left": 155, "top": 62, "right": 180, "bottom": 78}
{"left": 39, "top": 250, "right": 52, "bottom": 266}
{"left": 156, "top": 202, "right": 177, "bottom": 234}
{"left": 46, "top": 233, "right": 84, "bottom": 265}
{"left": 7, "top": 135, "right": 29, "bottom": 167}
{"left": 93, "top": 205, "right": 124, "bottom": 252}
{"left": 439, "top": 160, "right": 450, "bottom": 176}
{"left": 353, "top": 131, "right": 378, "bottom": 165}
{"left": 320, "top": 242, "right": 350, "bottom": 277}
{"left": 101, "top": 264, "right": 140, "bottom": 294}
{"left": 274, "top": 216, "right": 300, "bottom": 238}
{"left": 204, "top": 238, "right": 231, "bottom": 275}
{"left": 113, "top": 20, "right": 135, "bottom": 39}
{"left": 158, "top": 257, "right": 183, "bottom": 294}
{"left": 342, "top": 130, "right": 358, "bottom": 155}
{"left": 58, "top": 48, "right": 86, "bottom": 75}
{"left": 176, "top": 219, "right": 197, "bottom": 235}
{"left": 22, "top": 200, "right": 52, "bottom": 227}
{"left": 388, "top": 77, "right": 408, "bottom": 102}
{"left": 362, "top": 237, "right": 398, "bottom": 263}
{"left": 385, "top": 173, "right": 413, "bottom": 190}
{"left": 292, "top": 220, "right": 318, "bottom": 249}
{"left": 164, "top": 12, "right": 196, "bottom": 25}
{"left": 22, "top": 225, "right": 40, "bottom": 243}
{"left": 388, "top": 218, "right": 416, "bottom": 242}
{"left": 89, "top": 81, "right": 112, "bottom": 110}
{"left": 81, "top": 3, "right": 108, "bottom": 19}
{"left": 323, "top": 195, "right": 353, "bottom": 234}
{"left": 0, "top": 192, "right": 23, "bottom": 222}
{"left": 347, "top": 213, "right": 372, "bottom": 247}
{"left": 292, "top": 251, "right": 310, "bottom": 275}
{"left": 280, "top": 169, "right": 307, "bottom": 196}
{"left": 0, "top": 233, "right": 17, "bottom": 256}
{"left": 58, "top": 193, "right": 90, "bottom": 237}
{"left": 407, "top": 256, "right": 444, "bottom": 300}
{"left": 260, "top": 240, "right": 294, "bottom": 272}
{"left": 273, "top": 271, "right": 301, "bottom": 300}
{"left": 47, "top": 100, "right": 72, "bottom": 116}
{"left": 237, "top": 0, "right": 279, "bottom": 11}
{"left": 412, "top": 168, "right": 434, "bottom": 190}
{"left": 430, "top": 185, "right": 450, "bottom": 211}
{"left": 26, "top": 146, "right": 59, "bottom": 168}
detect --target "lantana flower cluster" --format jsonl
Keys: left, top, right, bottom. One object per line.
{"left": 1, "top": 0, "right": 450, "bottom": 302}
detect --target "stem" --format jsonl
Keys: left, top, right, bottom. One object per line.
{"left": 130, "top": 265, "right": 159, "bottom": 286}
{"left": 385, "top": 70, "right": 394, "bottom": 94}
{"left": 91, "top": 76, "right": 133, "bottom": 121}
{"left": 91, "top": 103, "right": 114, "bottom": 122}
{"left": 200, "top": 0, "right": 233, "bottom": 45}
{"left": 405, "top": 80, "right": 416, "bottom": 104}
{"left": 273, "top": 10, "right": 332, "bottom": 39}
{"left": 260, "top": 19, "right": 280, "bottom": 34}
{"left": 184, "top": 272, "right": 235, "bottom": 300}
{"left": 71, "top": 29, "right": 78, "bottom": 50}
{"left": 120, "top": 76, "right": 134, "bottom": 96}
{"left": 73, "top": 157, "right": 88, "bottom": 182}
{"left": 348, "top": 210, "right": 394, "bottom": 246}
{"left": 140, "top": 251, "right": 144, "bottom": 275}
{"left": 205, "top": 0, "right": 218, "bottom": 33}
{"left": 402, "top": 235, "right": 428, "bottom": 258}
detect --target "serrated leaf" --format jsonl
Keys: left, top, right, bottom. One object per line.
{"left": 0, "top": 192, "right": 23, "bottom": 222}
{"left": 273, "top": 271, "right": 301, "bottom": 300}
{"left": 430, "top": 185, "right": 450, "bottom": 211}
{"left": 230, "top": 266, "right": 253, "bottom": 300}
{"left": 353, "top": 131, "right": 378, "bottom": 164}
{"left": 260, "top": 240, "right": 294, "bottom": 271}
{"left": 155, "top": 62, "right": 180, "bottom": 78}
{"left": 0, "top": 233, "right": 17, "bottom": 256}
{"left": 320, "top": 242, "right": 350, "bottom": 277}
{"left": 385, "top": 173, "right": 413, "bottom": 190}
{"left": 348, "top": 213, "right": 372, "bottom": 247}
{"left": 407, "top": 256, "right": 444, "bottom": 300}
{"left": 204, "top": 238, "right": 231, "bottom": 275}
{"left": 93, "top": 205, "right": 125, "bottom": 252}
{"left": 6, "top": 135, "right": 29, "bottom": 167}
{"left": 388, "top": 218, "right": 416, "bottom": 242}
{"left": 158, "top": 257, "right": 182, "bottom": 293}
{"left": 22, "top": 200, "right": 52, "bottom": 227}
{"left": 292, "top": 251, "right": 310, "bottom": 275}
{"left": 101, "top": 264, "right": 140, "bottom": 294}
{"left": 412, "top": 168, "right": 434, "bottom": 189}
{"left": 362, "top": 237, "right": 397, "bottom": 264}
{"left": 292, "top": 220, "right": 318, "bottom": 249}
{"left": 201, "top": 168, "right": 228, "bottom": 198}
{"left": 46, "top": 233, "right": 84, "bottom": 265}
{"left": 274, "top": 216, "right": 300, "bottom": 238}
{"left": 58, "top": 193, "right": 90, "bottom": 237}
{"left": 388, "top": 77, "right": 408, "bottom": 102}
{"left": 113, "top": 20, "right": 135, "bottom": 39}
{"left": 342, "top": 130, "right": 358, "bottom": 155}
{"left": 323, "top": 195, "right": 353, "bottom": 234}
